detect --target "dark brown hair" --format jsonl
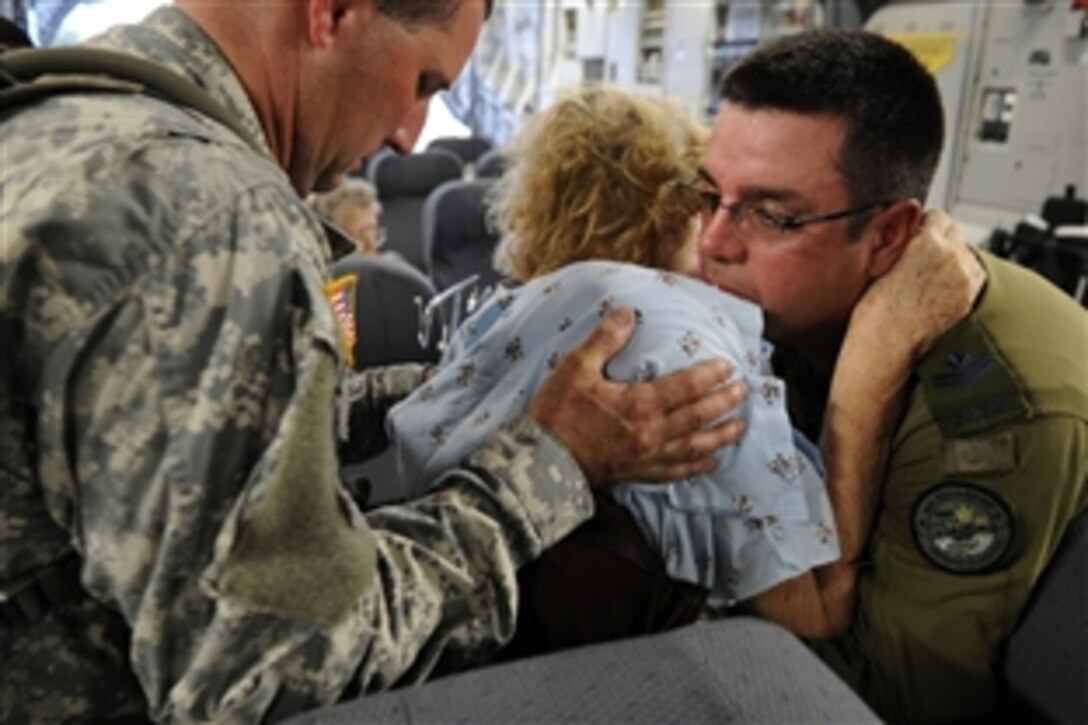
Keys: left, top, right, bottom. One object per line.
{"left": 376, "top": 0, "right": 493, "bottom": 28}
{"left": 719, "top": 29, "right": 944, "bottom": 213}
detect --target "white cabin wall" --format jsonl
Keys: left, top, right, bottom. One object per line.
{"left": 604, "top": 2, "right": 641, "bottom": 88}
{"left": 661, "top": 2, "right": 716, "bottom": 119}
{"left": 540, "top": 1, "right": 589, "bottom": 109}
{"left": 867, "top": 0, "right": 1088, "bottom": 240}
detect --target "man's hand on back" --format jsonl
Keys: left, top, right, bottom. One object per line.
{"left": 529, "top": 308, "right": 747, "bottom": 487}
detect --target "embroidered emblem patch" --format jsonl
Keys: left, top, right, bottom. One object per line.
{"left": 912, "top": 482, "right": 1014, "bottom": 574}
{"left": 324, "top": 274, "right": 357, "bottom": 368}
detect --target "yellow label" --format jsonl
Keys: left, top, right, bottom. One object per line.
{"left": 886, "top": 32, "right": 963, "bottom": 75}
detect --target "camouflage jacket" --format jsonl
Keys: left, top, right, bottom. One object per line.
{"left": 0, "top": 8, "right": 592, "bottom": 723}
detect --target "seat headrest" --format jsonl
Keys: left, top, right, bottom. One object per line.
{"left": 422, "top": 179, "right": 496, "bottom": 248}
{"left": 332, "top": 252, "right": 433, "bottom": 285}
{"left": 475, "top": 148, "right": 508, "bottom": 178}
{"left": 330, "top": 253, "right": 439, "bottom": 368}
{"left": 370, "top": 149, "right": 463, "bottom": 198}
{"left": 427, "top": 136, "right": 494, "bottom": 165}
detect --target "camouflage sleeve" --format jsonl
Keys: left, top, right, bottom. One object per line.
{"left": 355, "top": 414, "right": 595, "bottom": 689}
{"left": 337, "top": 364, "right": 426, "bottom": 463}
{"left": 48, "top": 183, "right": 592, "bottom": 722}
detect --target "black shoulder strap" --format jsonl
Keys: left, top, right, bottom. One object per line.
{"left": 0, "top": 46, "right": 265, "bottom": 155}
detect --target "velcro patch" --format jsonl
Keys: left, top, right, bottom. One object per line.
{"left": 941, "top": 432, "right": 1017, "bottom": 475}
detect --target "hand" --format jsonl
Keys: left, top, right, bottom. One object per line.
{"left": 529, "top": 308, "right": 748, "bottom": 487}
{"left": 850, "top": 209, "right": 986, "bottom": 365}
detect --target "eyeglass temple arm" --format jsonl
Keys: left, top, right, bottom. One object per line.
{"left": 781, "top": 202, "right": 891, "bottom": 230}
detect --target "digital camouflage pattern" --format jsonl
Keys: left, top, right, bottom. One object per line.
{"left": 0, "top": 7, "right": 593, "bottom": 722}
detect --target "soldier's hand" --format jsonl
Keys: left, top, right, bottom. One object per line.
{"left": 528, "top": 308, "right": 747, "bottom": 487}
{"left": 851, "top": 209, "right": 986, "bottom": 365}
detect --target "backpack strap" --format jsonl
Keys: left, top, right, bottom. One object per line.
{"left": 0, "top": 46, "right": 266, "bottom": 155}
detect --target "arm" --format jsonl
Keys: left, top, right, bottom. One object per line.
{"left": 744, "top": 210, "right": 987, "bottom": 638}
{"left": 337, "top": 364, "right": 426, "bottom": 464}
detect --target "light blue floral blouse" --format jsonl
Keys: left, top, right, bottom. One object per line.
{"left": 387, "top": 260, "right": 840, "bottom": 606}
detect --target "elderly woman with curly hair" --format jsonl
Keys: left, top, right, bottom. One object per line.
{"left": 490, "top": 87, "right": 707, "bottom": 280}
{"left": 307, "top": 177, "right": 384, "bottom": 256}
{"left": 384, "top": 86, "right": 842, "bottom": 658}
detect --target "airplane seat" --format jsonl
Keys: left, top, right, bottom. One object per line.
{"left": 331, "top": 253, "right": 440, "bottom": 508}
{"left": 330, "top": 253, "right": 441, "bottom": 370}
{"left": 474, "top": 147, "right": 508, "bottom": 179}
{"left": 988, "top": 186, "right": 1088, "bottom": 307}
{"left": 287, "top": 617, "right": 879, "bottom": 723}
{"left": 1000, "top": 509, "right": 1088, "bottom": 722}
{"left": 421, "top": 178, "right": 504, "bottom": 293}
{"left": 426, "top": 135, "right": 494, "bottom": 170}
{"left": 367, "top": 148, "right": 464, "bottom": 271}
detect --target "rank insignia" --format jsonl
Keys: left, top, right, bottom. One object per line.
{"left": 324, "top": 274, "right": 358, "bottom": 368}
{"left": 912, "top": 482, "right": 1014, "bottom": 574}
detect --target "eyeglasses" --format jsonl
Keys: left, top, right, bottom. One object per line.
{"left": 683, "top": 180, "right": 890, "bottom": 240}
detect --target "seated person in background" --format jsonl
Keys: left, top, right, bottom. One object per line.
{"left": 386, "top": 86, "right": 982, "bottom": 654}
{"left": 308, "top": 177, "right": 385, "bottom": 256}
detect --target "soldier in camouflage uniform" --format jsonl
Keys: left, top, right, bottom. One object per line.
{"left": 0, "top": 2, "right": 747, "bottom": 721}
{"left": 698, "top": 30, "right": 1088, "bottom": 722}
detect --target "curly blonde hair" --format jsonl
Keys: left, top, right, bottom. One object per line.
{"left": 491, "top": 86, "right": 708, "bottom": 282}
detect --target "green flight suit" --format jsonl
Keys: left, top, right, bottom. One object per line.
{"left": 786, "top": 252, "right": 1087, "bottom": 723}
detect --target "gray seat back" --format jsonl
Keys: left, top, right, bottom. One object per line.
{"left": 421, "top": 178, "right": 503, "bottom": 293}
{"left": 1002, "top": 509, "right": 1088, "bottom": 722}
{"left": 367, "top": 149, "right": 464, "bottom": 271}
{"left": 426, "top": 135, "right": 493, "bottom": 166}
{"left": 289, "top": 618, "right": 878, "bottom": 724}
{"left": 330, "top": 253, "right": 440, "bottom": 369}
{"left": 474, "top": 147, "right": 508, "bottom": 178}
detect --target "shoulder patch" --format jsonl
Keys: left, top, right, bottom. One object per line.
{"left": 324, "top": 274, "right": 357, "bottom": 369}
{"left": 912, "top": 482, "right": 1015, "bottom": 574}
{"left": 918, "top": 318, "right": 1031, "bottom": 437}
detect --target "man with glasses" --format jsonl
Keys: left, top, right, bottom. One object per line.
{"left": 696, "top": 29, "right": 1087, "bottom": 722}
